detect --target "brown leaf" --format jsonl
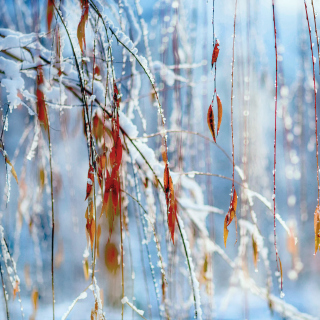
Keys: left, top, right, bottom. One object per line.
{"left": 207, "top": 104, "right": 216, "bottom": 143}
{"left": 217, "top": 94, "right": 223, "bottom": 135}
{"left": 83, "top": 258, "right": 89, "bottom": 280}
{"left": 211, "top": 40, "right": 220, "bottom": 67}
{"left": 252, "top": 235, "right": 258, "bottom": 269}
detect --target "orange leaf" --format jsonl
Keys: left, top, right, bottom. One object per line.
{"left": 223, "top": 216, "right": 229, "bottom": 248}
{"left": 232, "top": 188, "right": 238, "bottom": 212}
{"left": 211, "top": 40, "right": 220, "bottom": 68}
{"left": 31, "top": 289, "right": 39, "bottom": 311}
{"left": 164, "top": 163, "right": 170, "bottom": 204}
{"left": 207, "top": 104, "right": 216, "bottom": 143}
{"left": 77, "top": 1, "right": 89, "bottom": 53}
{"left": 13, "top": 280, "right": 20, "bottom": 300}
{"left": 314, "top": 205, "right": 320, "bottom": 254}
{"left": 224, "top": 188, "right": 237, "bottom": 247}
{"left": 217, "top": 94, "right": 223, "bottom": 135}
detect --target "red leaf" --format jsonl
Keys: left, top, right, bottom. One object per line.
{"left": 207, "top": 104, "right": 216, "bottom": 143}
{"left": 217, "top": 94, "right": 223, "bottom": 135}
{"left": 105, "top": 242, "right": 119, "bottom": 273}
{"left": 85, "top": 165, "right": 94, "bottom": 200}
{"left": 113, "top": 81, "right": 120, "bottom": 108}
{"left": 211, "top": 40, "right": 220, "bottom": 68}
{"left": 168, "top": 195, "right": 177, "bottom": 244}
{"left": 47, "top": 0, "right": 54, "bottom": 31}
{"left": 36, "top": 68, "right": 48, "bottom": 131}
{"left": 77, "top": 0, "right": 89, "bottom": 53}
{"left": 164, "top": 163, "right": 170, "bottom": 205}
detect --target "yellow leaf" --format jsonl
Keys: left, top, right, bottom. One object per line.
{"left": 5, "top": 156, "right": 18, "bottom": 184}
{"left": 223, "top": 216, "right": 229, "bottom": 247}
{"left": 314, "top": 205, "right": 320, "bottom": 254}
{"left": 217, "top": 94, "right": 223, "bottom": 135}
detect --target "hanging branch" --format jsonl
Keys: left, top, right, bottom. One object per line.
{"left": 305, "top": 0, "right": 320, "bottom": 204}
{"left": 311, "top": 0, "right": 320, "bottom": 75}
{"left": 272, "top": 0, "right": 279, "bottom": 269}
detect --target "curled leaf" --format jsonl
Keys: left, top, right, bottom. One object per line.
{"left": 211, "top": 40, "right": 220, "bottom": 67}
{"left": 223, "top": 188, "right": 237, "bottom": 247}
{"left": 217, "top": 94, "right": 223, "bottom": 135}
{"left": 207, "top": 104, "right": 216, "bottom": 143}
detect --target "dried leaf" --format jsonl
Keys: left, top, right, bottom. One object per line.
{"left": 47, "top": 0, "right": 54, "bottom": 31}
{"left": 85, "top": 165, "right": 94, "bottom": 200}
{"left": 217, "top": 94, "right": 223, "bottom": 135}
{"left": 314, "top": 205, "right": 320, "bottom": 254}
{"left": 211, "top": 40, "right": 220, "bottom": 67}
{"left": 31, "top": 289, "right": 39, "bottom": 311}
{"left": 5, "top": 156, "right": 18, "bottom": 184}
{"left": 113, "top": 81, "right": 120, "bottom": 108}
{"left": 13, "top": 280, "right": 19, "bottom": 300}
{"left": 168, "top": 194, "right": 177, "bottom": 243}
{"left": 77, "top": 0, "right": 89, "bottom": 53}
{"left": 223, "top": 216, "right": 229, "bottom": 248}
{"left": 36, "top": 68, "right": 49, "bottom": 131}
{"left": 252, "top": 235, "right": 258, "bottom": 269}
{"left": 207, "top": 104, "right": 216, "bottom": 143}
{"left": 164, "top": 163, "right": 170, "bottom": 205}
{"left": 83, "top": 258, "right": 89, "bottom": 280}
{"left": 224, "top": 188, "right": 237, "bottom": 247}
{"left": 105, "top": 242, "right": 119, "bottom": 273}
{"left": 279, "top": 256, "right": 283, "bottom": 291}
